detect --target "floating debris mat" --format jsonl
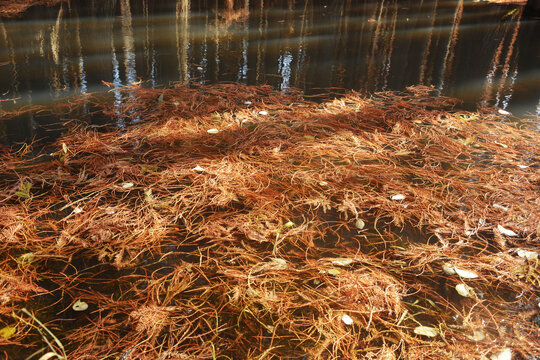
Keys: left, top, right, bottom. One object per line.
{"left": 0, "top": 84, "right": 538, "bottom": 359}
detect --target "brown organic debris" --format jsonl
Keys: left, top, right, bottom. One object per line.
{"left": 0, "top": 83, "right": 538, "bottom": 359}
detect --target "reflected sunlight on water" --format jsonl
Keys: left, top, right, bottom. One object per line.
{"left": 0, "top": 0, "right": 538, "bottom": 142}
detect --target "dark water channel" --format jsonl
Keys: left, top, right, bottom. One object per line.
{"left": 0, "top": 0, "right": 538, "bottom": 143}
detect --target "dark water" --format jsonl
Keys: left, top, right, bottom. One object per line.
{"left": 0, "top": 0, "right": 538, "bottom": 143}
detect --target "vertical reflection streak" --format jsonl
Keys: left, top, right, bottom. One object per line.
{"left": 111, "top": 23, "right": 124, "bottom": 128}
{"left": 419, "top": 0, "right": 438, "bottom": 84}
{"left": 0, "top": 20, "right": 19, "bottom": 96}
{"left": 238, "top": 0, "right": 250, "bottom": 82}
{"left": 256, "top": 0, "right": 264, "bottom": 84}
{"left": 50, "top": 5, "right": 64, "bottom": 96}
{"left": 438, "top": 0, "right": 463, "bottom": 90}
{"left": 381, "top": 1, "right": 397, "bottom": 90}
{"left": 75, "top": 13, "right": 87, "bottom": 95}
{"left": 176, "top": 0, "right": 190, "bottom": 83}
{"left": 496, "top": 12, "right": 521, "bottom": 109}
{"left": 120, "top": 0, "right": 137, "bottom": 85}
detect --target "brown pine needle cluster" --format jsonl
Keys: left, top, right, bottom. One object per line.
{"left": 0, "top": 83, "right": 538, "bottom": 359}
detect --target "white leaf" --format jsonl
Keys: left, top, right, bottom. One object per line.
{"left": 72, "top": 299, "right": 88, "bottom": 312}
{"left": 207, "top": 128, "right": 219, "bottom": 134}
{"left": 454, "top": 267, "right": 479, "bottom": 279}
{"left": 497, "top": 109, "right": 511, "bottom": 115}
{"left": 497, "top": 225, "right": 518, "bottom": 237}
{"left": 192, "top": 165, "right": 205, "bottom": 172}
{"left": 442, "top": 263, "right": 456, "bottom": 275}
{"left": 455, "top": 283, "right": 474, "bottom": 297}
{"left": 355, "top": 219, "right": 365, "bottom": 230}
{"left": 414, "top": 326, "right": 439, "bottom": 337}
{"left": 341, "top": 314, "right": 354, "bottom": 325}
{"left": 391, "top": 194, "right": 406, "bottom": 201}
{"left": 491, "top": 348, "right": 512, "bottom": 360}
{"left": 516, "top": 249, "right": 538, "bottom": 260}
{"left": 331, "top": 258, "right": 354, "bottom": 266}
{"left": 121, "top": 182, "right": 134, "bottom": 189}
{"left": 258, "top": 110, "right": 268, "bottom": 115}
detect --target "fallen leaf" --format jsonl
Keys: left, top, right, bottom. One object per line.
{"left": 414, "top": 325, "right": 439, "bottom": 337}
{"left": 491, "top": 348, "right": 512, "bottom": 360}
{"left": 465, "top": 330, "right": 486, "bottom": 341}
{"left": 327, "top": 268, "right": 341, "bottom": 275}
{"left": 121, "top": 182, "right": 134, "bottom": 189}
{"left": 455, "top": 283, "right": 474, "bottom": 297}
{"left": 442, "top": 263, "right": 456, "bottom": 275}
{"left": 516, "top": 249, "right": 538, "bottom": 260}
{"left": 454, "top": 267, "right": 479, "bottom": 279}
{"left": 497, "top": 225, "right": 518, "bottom": 237}
{"left": 0, "top": 326, "right": 16, "bottom": 339}
{"left": 331, "top": 258, "right": 354, "bottom": 266}
{"left": 341, "top": 314, "right": 353, "bottom": 325}
{"left": 72, "top": 299, "right": 89, "bottom": 312}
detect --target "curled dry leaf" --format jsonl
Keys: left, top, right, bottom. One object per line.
{"left": 455, "top": 283, "right": 474, "bottom": 297}
{"left": 454, "top": 267, "right": 478, "bottom": 279}
{"left": 497, "top": 225, "right": 518, "bottom": 237}
{"left": 331, "top": 258, "right": 354, "bottom": 266}
{"left": 442, "top": 263, "right": 456, "bottom": 275}
{"left": 341, "top": 314, "right": 354, "bottom": 325}
{"left": 465, "top": 330, "right": 486, "bottom": 341}
{"left": 490, "top": 348, "right": 512, "bottom": 360}
{"left": 516, "top": 249, "right": 538, "bottom": 260}
{"left": 121, "top": 182, "right": 134, "bottom": 189}
{"left": 72, "top": 299, "right": 89, "bottom": 312}
{"left": 413, "top": 326, "right": 439, "bottom": 337}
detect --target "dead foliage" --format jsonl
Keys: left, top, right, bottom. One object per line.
{"left": 0, "top": 83, "right": 538, "bottom": 359}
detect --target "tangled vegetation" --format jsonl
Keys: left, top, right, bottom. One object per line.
{"left": 0, "top": 83, "right": 538, "bottom": 359}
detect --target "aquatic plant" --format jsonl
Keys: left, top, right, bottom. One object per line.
{"left": 0, "top": 83, "right": 538, "bottom": 359}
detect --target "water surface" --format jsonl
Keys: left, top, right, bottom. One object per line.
{"left": 0, "top": 0, "right": 538, "bottom": 143}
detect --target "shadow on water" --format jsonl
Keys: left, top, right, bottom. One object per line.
{"left": 0, "top": 0, "right": 539, "bottom": 144}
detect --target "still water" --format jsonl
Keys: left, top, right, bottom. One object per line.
{"left": 0, "top": 0, "right": 538, "bottom": 143}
